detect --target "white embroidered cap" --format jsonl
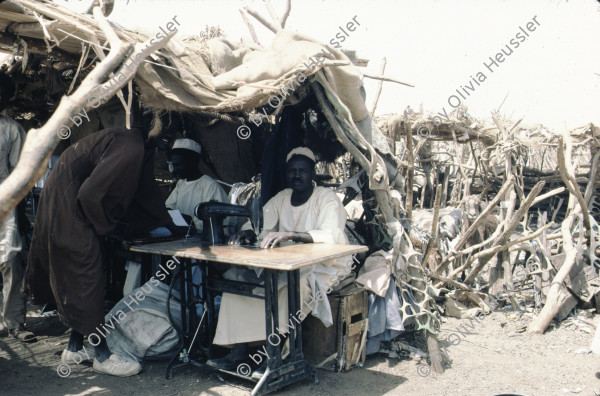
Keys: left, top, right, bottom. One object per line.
{"left": 171, "top": 138, "right": 202, "bottom": 155}
{"left": 286, "top": 147, "right": 316, "bottom": 163}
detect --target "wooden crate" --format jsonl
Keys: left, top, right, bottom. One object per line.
{"left": 302, "top": 283, "right": 368, "bottom": 371}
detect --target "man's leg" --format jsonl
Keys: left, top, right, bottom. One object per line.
{"left": 66, "top": 330, "right": 84, "bottom": 352}
{"left": 63, "top": 324, "right": 140, "bottom": 377}
{"left": 61, "top": 329, "right": 94, "bottom": 364}
{"left": 94, "top": 334, "right": 111, "bottom": 362}
{"left": 0, "top": 256, "right": 27, "bottom": 333}
{"left": 91, "top": 326, "right": 142, "bottom": 376}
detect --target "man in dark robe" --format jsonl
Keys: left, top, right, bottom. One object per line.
{"left": 24, "top": 99, "right": 175, "bottom": 377}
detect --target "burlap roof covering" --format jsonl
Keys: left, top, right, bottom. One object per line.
{"left": 0, "top": 0, "right": 399, "bottom": 200}
{"left": 0, "top": 1, "right": 368, "bottom": 123}
{"left": 136, "top": 30, "right": 369, "bottom": 122}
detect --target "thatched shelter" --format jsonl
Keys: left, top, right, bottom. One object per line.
{"left": 0, "top": 0, "right": 598, "bottom": 378}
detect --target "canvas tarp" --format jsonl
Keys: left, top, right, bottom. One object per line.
{"left": 136, "top": 30, "right": 369, "bottom": 123}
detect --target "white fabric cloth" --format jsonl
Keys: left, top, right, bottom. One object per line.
{"left": 213, "top": 186, "right": 352, "bottom": 345}
{"left": 105, "top": 282, "right": 182, "bottom": 363}
{"left": 165, "top": 175, "right": 228, "bottom": 231}
{"left": 356, "top": 250, "right": 393, "bottom": 298}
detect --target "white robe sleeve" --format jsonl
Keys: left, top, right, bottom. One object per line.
{"left": 8, "top": 121, "right": 23, "bottom": 170}
{"left": 307, "top": 189, "right": 348, "bottom": 244}
{"left": 202, "top": 177, "right": 229, "bottom": 204}
{"left": 254, "top": 193, "right": 282, "bottom": 235}
{"left": 165, "top": 182, "right": 179, "bottom": 210}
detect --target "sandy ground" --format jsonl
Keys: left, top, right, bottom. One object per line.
{"left": 0, "top": 302, "right": 598, "bottom": 396}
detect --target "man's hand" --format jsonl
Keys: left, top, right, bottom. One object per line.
{"left": 260, "top": 231, "right": 297, "bottom": 248}
{"left": 228, "top": 229, "right": 257, "bottom": 245}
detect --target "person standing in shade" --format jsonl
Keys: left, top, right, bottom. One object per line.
{"left": 25, "top": 96, "right": 178, "bottom": 377}
{"left": 0, "top": 72, "right": 36, "bottom": 343}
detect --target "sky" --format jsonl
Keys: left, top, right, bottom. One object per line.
{"left": 53, "top": 0, "right": 600, "bottom": 131}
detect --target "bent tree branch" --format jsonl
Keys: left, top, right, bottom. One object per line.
{"left": 0, "top": 6, "right": 175, "bottom": 225}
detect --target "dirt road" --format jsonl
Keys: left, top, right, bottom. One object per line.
{"left": 0, "top": 306, "right": 597, "bottom": 396}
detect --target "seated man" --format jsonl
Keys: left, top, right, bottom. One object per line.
{"left": 123, "top": 138, "right": 227, "bottom": 296}
{"left": 207, "top": 147, "right": 352, "bottom": 371}
{"left": 165, "top": 138, "right": 228, "bottom": 232}
{"left": 104, "top": 139, "right": 228, "bottom": 365}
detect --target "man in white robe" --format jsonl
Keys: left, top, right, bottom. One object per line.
{"left": 207, "top": 147, "right": 351, "bottom": 370}
{"left": 165, "top": 138, "right": 228, "bottom": 232}
{"left": 0, "top": 72, "right": 36, "bottom": 342}
{"left": 124, "top": 138, "right": 228, "bottom": 293}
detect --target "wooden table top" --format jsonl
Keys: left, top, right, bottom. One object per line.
{"left": 130, "top": 238, "right": 368, "bottom": 271}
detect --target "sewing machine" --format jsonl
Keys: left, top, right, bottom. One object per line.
{"left": 194, "top": 198, "right": 263, "bottom": 244}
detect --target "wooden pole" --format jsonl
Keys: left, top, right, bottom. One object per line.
{"left": 461, "top": 181, "right": 545, "bottom": 284}
{"left": 370, "top": 57, "right": 386, "bottom": 116}
{"left": 264, "top": 2, "right": 283, "bottom": 30}
{"left": 310, "top": 79, "right": 398, "bottom": 228}
{"left": 239, "top": 8, "right": 260, "bottom": 44}
{"left": 244, "top": 6, "right": 282, "bottom": 34}
{"left": 426, "top": 331, "right": 444, "bottom": 374}
{"left": 436, "top": 175, "right": 515, "bottom": 274}
{"left": 494, "top": 115, "right": 515, "bottom": 295}
{"left": 405, "top": 111, "right": 414, "bottom": 220}
{"left": 528, "top": 132, "right": 585, "bottom": 333}
{"left": 421, "top": 184, "right": 442, "bottom": 269}
{"left": 557, "top": 135, "right": 591, "bottom": 232}
{"left": 584, "top": 151, "right": 600, "bottom": 206}
{"left": 362, "top": 73, "right": 414, "bottom": 87}
{"left": 280, "top": 0, "right": 292, "bottom": 27}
